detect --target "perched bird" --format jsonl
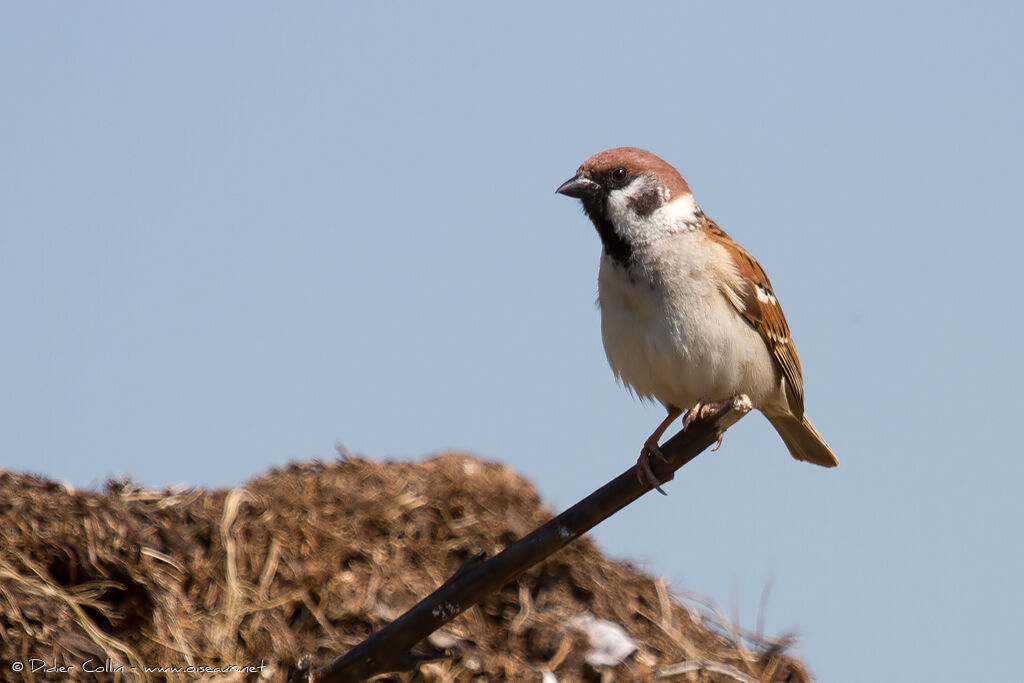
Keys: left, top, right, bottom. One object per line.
{"left": 556, "top": 147, "right": 837, "bottom": 492}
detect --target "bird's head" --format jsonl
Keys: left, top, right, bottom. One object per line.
{"left": 557, "top": 147, "right": 698, "bottom": 263}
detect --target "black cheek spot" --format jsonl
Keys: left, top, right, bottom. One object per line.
{"left": 628, "top": 188, "right": 662, "bottom": 217}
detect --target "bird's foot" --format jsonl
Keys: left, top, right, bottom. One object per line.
{"left": 682, "top": 398, "right": 731, "bottom": 452}
{"left": 637, "top": 439, "right": 669, "bottom": 496}
{"left": 682, "top": 397, "right": 732, "bottom": 431}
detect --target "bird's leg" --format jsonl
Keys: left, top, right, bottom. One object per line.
{"left": 637, "top": 406, "right": 683, "bottom": 495}
{"left": 682, "top": 397, "right": 732, "bottom": 450}
{"left": 642, "top": 407, "right": 684, "bottom": 462}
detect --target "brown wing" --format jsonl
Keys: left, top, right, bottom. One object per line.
{"left": 702, "top": 215, "right": 805, "bottom": 416}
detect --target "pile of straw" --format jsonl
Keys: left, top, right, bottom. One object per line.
{"left": 0, "top": 454, "right": 809, "bottom": 681}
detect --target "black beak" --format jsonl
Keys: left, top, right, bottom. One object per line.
{"left": 556, "top": 173, "right": 600, "bottom": 199}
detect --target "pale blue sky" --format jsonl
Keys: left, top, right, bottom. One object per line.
{"left": 3, "top": 3, "right": 1022, "bottom": 681}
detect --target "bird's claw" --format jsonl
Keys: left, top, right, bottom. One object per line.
{"left": 711, "top": 432, "right": 725, "bottom": 451}
{"left": 637, "top": 442, "right": 668, "bottom": 496}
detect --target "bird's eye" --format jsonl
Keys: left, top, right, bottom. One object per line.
{"left": 610, "top": 168, "right": 628, "bottom": 185}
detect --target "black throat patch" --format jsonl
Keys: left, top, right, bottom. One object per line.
{"left": 582, "top": 197, "right": 632, "bottom": 267}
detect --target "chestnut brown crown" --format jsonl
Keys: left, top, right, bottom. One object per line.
{"left": 574, "top": 147, "right": 691, "bottom": 200}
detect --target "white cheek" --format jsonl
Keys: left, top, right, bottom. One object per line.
{"left": 606, "top": 176, "right": 658, "bottom": 219}
{"left": 605, "top": 178, "right": 701, "bottom": 245}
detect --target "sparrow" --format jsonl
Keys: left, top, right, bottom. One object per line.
{"left": 556, "top": 147, "right": 837, "bottom": 493}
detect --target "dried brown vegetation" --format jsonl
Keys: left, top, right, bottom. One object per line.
{"left": 0, "top": 454, "right": 810, "bottom": 682}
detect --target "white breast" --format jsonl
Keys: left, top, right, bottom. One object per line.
{"left": 597, "top": 229, "right": 780, "bottom": 411}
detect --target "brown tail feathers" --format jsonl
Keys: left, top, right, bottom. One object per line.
{"left": 766, "top": 413, "right": 839, "bottom": 467}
